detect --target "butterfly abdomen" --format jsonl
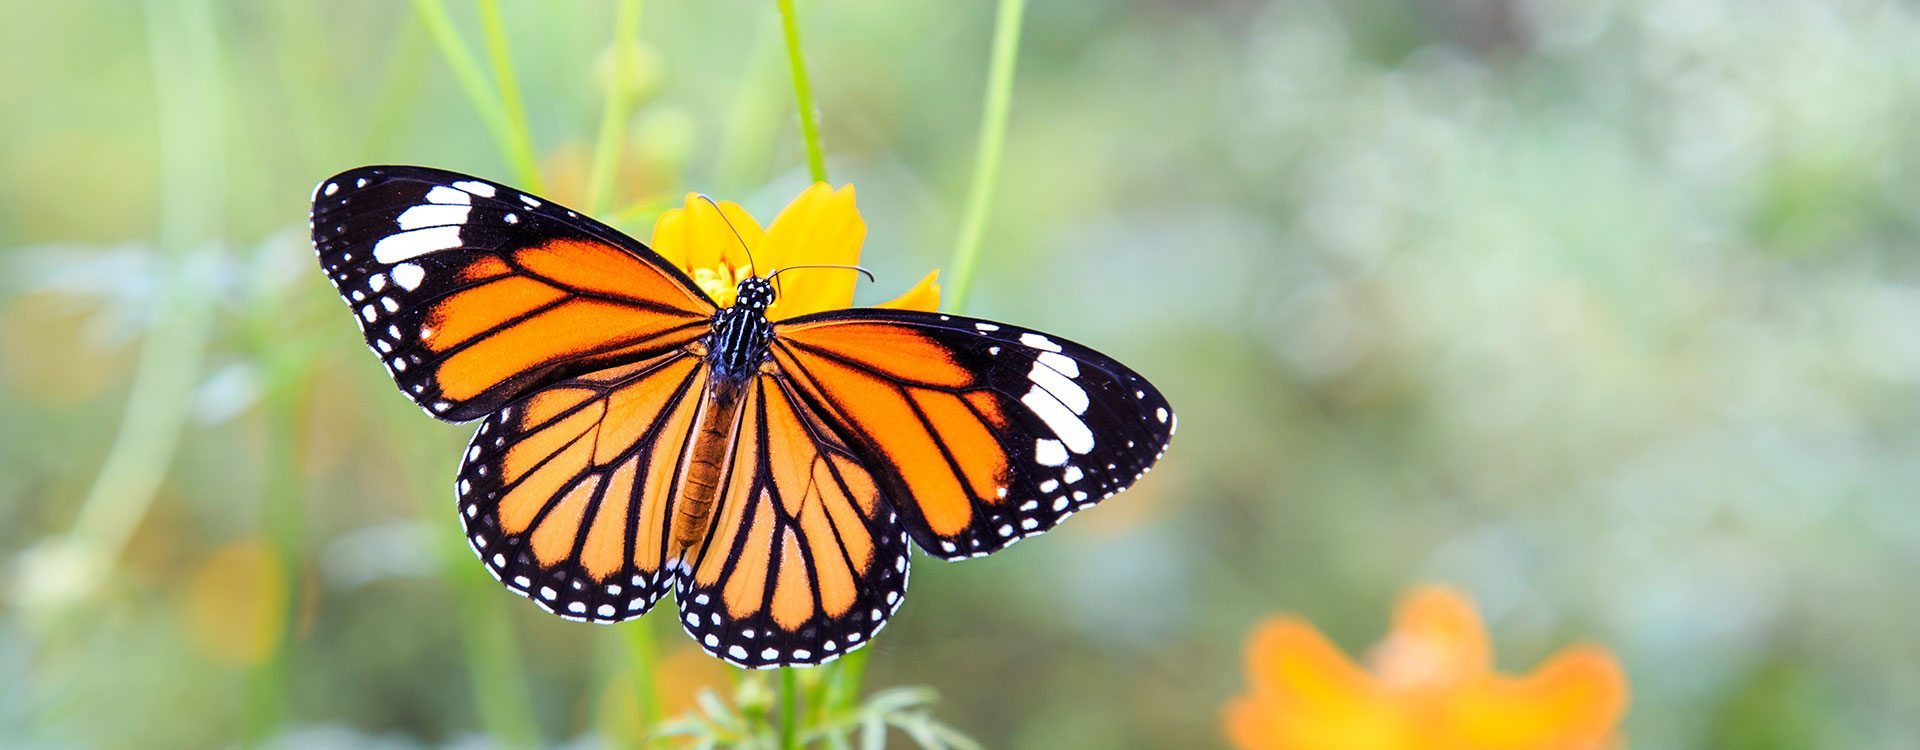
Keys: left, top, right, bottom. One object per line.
{"left": 671, "top": 376, "right": 751, "bottom": 557}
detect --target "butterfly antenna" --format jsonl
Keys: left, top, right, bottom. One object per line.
{"left": 696, "top": 193, "right": 759, "bottom": 277}
{"left": 766, "top": 264, "right": 878, "bottom": 285}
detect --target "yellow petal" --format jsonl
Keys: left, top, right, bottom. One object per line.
{"left": 1442, "top": 645, "right": 1628, "bottom": 749}
{"left": 763, "top": 183, "right": 865, "bottom": 318}
{"left": 1371, "top": 585, "right": 1492, "bottom": 690}
{"left": 872, "top": 269, "right": 942, "bottom": 313}
{"left": 648, "top": 205, "right": 692, "bottom": 267}
{"left": 651, "top": 193, "right": 766, "bottom": 277}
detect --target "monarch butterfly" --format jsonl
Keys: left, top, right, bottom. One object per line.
{"left": 311, "top": 166, "right": 1175, "bottom": 668}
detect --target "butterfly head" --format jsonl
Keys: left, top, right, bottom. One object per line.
{"left": 733, "top": 277, "right": 776, "bottom": 312}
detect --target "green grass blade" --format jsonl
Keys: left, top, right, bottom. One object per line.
{"left": 944, "top": 0, "right": 1027, "bottom": 314}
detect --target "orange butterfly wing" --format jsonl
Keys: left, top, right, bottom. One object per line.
{"left": 311, "top": 166, "right": 714, "bottom": 422}
{"left": 771, "top": 309, "right": 1175, "bottom": 560}
{"left": 456, "top": 349, "right": 711, "bottom": 620}
{"left": 673, "top": 373, "right": 910, "bottom": 667}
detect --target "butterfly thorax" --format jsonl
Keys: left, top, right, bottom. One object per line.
{"left": 706, "top": 277, "right": 776, "bottom": 381}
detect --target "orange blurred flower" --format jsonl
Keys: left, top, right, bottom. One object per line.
{"left": 1225, "top": 586, "right": 1628, "bottom": 750}
{"left": 649, "top": 184, "right": 939, "bottom": 318}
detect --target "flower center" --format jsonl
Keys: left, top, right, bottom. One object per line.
{"left": 688, "top": 260, "right": 757, "bottom": 309}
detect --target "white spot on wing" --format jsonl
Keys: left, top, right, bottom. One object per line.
{"left": 452, "top": 180, "right": 497, "bottom": 197}
{"left": 1035, "top": 439, "right": 1068, "bottom": 466}
{"left": 1036, "top": 351, "right": 1079, "bottom": 378}
{"left": 1023, "top": 389, "right": 1094, "bottom": 454}
{"left": 391, "top": 262, "right": 426, "bottom": 290}
{"left": 1028, "top": 362, "right": 1088, "bottom": 414}
{"left": 397, "top": 203, "right": 471, "bottom": 230}
{"left": 426, "top": 186, "right": 472, "bottom": 205}
{"left": 1019, "top": 333, "right": 1061, "bottom": 352}
{"left": 373, "top": 227, "right": 462, "bottom": 263}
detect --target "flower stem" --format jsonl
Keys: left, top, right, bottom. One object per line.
{"left": 621, "top": 618, "right": 663, "bottom": 747}
{"left": 944, "top": 0, "right": 1027, "bottom": 314}
{"left": 829, "top": 648, "right": 869, "bottom": 712}
{"left": 780, "top": 668, "right": 800, "bottom": 750}
{"left": 476, "top": 0, "right": 543, "bottom": 192}
{"left": 776, "top": 0, "right": 829, "bottom": 183}
{"left": 30, "top": 0, "right": 221, "bottom": 625}
{"left": 412, "top": 0, "right": 542, "bottom": 188}
{"left": 397, "top": 415, "right": 541, "bottom": 748}
{"left": 587, "top": 0, "right": 645, "bottom": 214}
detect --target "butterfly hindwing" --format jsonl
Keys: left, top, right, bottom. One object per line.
{"left": 675, "top": 373, "right": 911, "bottom": 668}
{"left": 456, "top": 348, "right": 710, "bottom": 621}
{"left": 310, "top": 166, "right": 716, "bottom": 422}
{"left": 772, "top": 309, "right": 1175, "bottom": 560}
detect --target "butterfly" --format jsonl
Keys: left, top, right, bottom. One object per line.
{"left": 310, "top": 166, "right": 1175, "bottom": 668}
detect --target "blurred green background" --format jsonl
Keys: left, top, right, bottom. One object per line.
{"left": 4, "top": 0, "right": 1919, "bottom": 747}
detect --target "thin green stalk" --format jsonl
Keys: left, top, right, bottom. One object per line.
{"left": 31, "top": 0, "right": 222, "bottom": 627}
{"left": 715, "top": 16, "right": 784, "bottom": 193}
{"left": 477, "top": 0, "right": 543, "bottom": 192}
{"left": 456, "top": 576, "right": 542, "bottom": 749}
{"left": 358, "top": 19, "right": 431, "bottom": 157}
{"left": 412, "top": 0, "right": 542, "bottom": 188}
{"left": 944, "top": 0, "right": 1027, "bottom": 314}
{"left": 828, "top": 649, "right": 869, "bottom": 713}
{"left": 586, "top": 0, "right": 645, "bottom": 214}
{"left": 776, "top": 0, "right": 828, "bottom": 183}
{"left": 395, "top": 416, "right": 541, "bottom": 748}
{"left": 243, "top": 373, "right": 309, "bottom": 744}
{"left": 780, "top": 668, "right": 800, "bottom": 750}
{"left": 620, "top": 617, "right": 663, "bottom": 747}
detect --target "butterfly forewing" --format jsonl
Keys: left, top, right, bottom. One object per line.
{"left": 772, "top": 309, "right": 1175, "bottom": 560}
{"left": 310, "top": 166, "right": 715, "bottom": 421}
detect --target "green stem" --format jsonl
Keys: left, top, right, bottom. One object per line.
{"left": 586, "top": 0, "right": 644, "bottom": 214}
{"left": 944, "top": 0, "right": 1027, "bottom": 314}
{"left": 397, "top": 416, "right": 541, "bottom": 747}
{"left": 776, "top": 0, "right": 828, "bottom": 183}
{"left": 412, "top": 0, "right": 542, "bottom": 187}
{"left": 715, "top": 16, "right": 784, "bottom": 193}
{"left": 456, "top": 578, "right": 541, "bottom": 749}
{"left": 476, "top": 0, "right": 543, "bottom": 192}
{"left": 621, "top": 619, "right": 663, "bottom": 747}
{"left": 33, "top": 0, "right": 221, "bottom": 625}
{"left": 780, "top": 668, "right": 800, "bottom": 750}
{"left": 829, "top": 649, "right": 869, "bottom": 714}
{"left": 244, "top": 372, "right": 308, "bottom": 744}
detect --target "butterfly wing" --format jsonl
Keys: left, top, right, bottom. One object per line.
{"left": 770, "top": 309, "right": 1175, "bottom": 560}
{"left": 457, "top": 348, "right": 713, "bottom": 621}
{"left": 675, "top": 372, "right": 911, "bottom": 668}
{"left": 310, "top": 166, "right": 716, "bottom": 422}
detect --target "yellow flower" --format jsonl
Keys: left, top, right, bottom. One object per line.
{"left": 1225, "top": 586, "right": 1629, "bottom": 750}
{"left": 648, "top": 183, "right": 940, "bottom": 319}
